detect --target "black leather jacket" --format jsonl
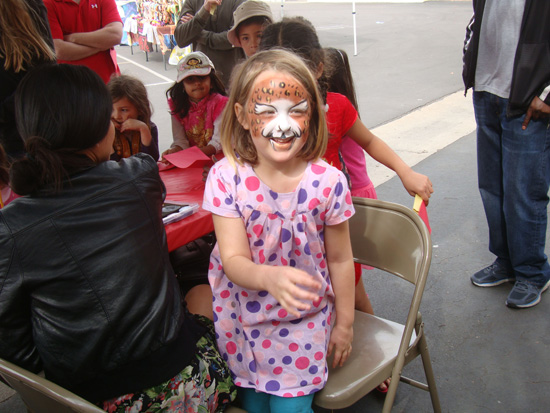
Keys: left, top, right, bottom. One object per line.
{"left": 463, "top": 0, "right": 550, "bottom": 117}
{"left": 0, "top": 154, "right": 204, "bottom": 402}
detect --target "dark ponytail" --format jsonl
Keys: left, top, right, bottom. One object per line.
{"left": 11, "top": 64, "right": 111, "bottom": 195}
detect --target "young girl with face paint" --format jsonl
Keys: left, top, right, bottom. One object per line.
{"left": 203, "top": 49, "right": 356, "bottom": 413}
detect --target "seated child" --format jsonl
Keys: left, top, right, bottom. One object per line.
{"left": 108, "top": 75, "right": 160, "bottom": 161}
{"left": 227, "top": 0, "right": 273, "bottom": 58}
{"left": 162, "top": 52, "right": 228, "bottom": 159}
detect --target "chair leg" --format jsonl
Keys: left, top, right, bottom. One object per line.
{"left": 418, "top": 334, "right": 442, "bottom": 413}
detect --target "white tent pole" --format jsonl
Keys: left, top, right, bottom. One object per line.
{"left": 353, "top": 1, "right": 358, "bottom": 56}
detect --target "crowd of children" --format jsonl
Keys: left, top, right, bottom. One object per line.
{"left": 0, "top": 1, "right": 435, "bottom": 412}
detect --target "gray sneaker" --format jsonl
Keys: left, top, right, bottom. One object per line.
{"left": 471, "top": 262, "right": 515, "bottom": 287}
{"left": 506, "top": 279, "right": 550, "bottom": 309}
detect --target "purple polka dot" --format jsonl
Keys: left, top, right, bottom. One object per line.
{"left": 297, "top": 223, "right": 305, "bottom": 232}
{"left": 281, "top": 228, "right": 292, "bottom": 242}
{"left": 282, "top": 356, "right": 292, "bottom": 365}
{"left": 290, "top": 318, "right": 303, "bottom": 325}
{"left": 300, "top": 380, "right": 308, "bottom": 386}
{"left": 312, "top": 180, "right": 320, "bottom": 188}
{"left": 231, "top": 313, "right": 237, "bottom": 319}
{"left": 269, "top": 190, "right": 278, "bottom": 200}
{"left": 236, "top": 328, "right": 241, "bottom": 334}
{"left": 312, "top": 208, "right": 319, "bottom": 216}
{"left": 225, "top": 196, "right": 233, "bottom": 205}
{"left": 259, "top": 291, "right": 269, "bottom": 297}
{"left": 223, "top": 353, "right": 228, "bottom": 361}
{"left": 246, "top": 301, "right": 261, "bottom": 313}
{"left": 335, "top": 182, "right": 343, "bottom": 196}
{"left": 228, "top": 282, "right": 234, "bottom": 288}
{"left": 268, "top": 253, "right": 278, "bottom": 262}
{"left": 249, "top": 360, "right": 257, "bottom": 372}
{"left": 233, "top": 175, "right": 241, "bottom": 185}
{"left": 297, "top": 188, "right": 308, "bottom": 204}
{"left": 250, "top": 341, "right": 255, "bottom": 347}
{"left": 309, "top": 366, "right": 318, "bottom": 374}
{"left": 290, "top": 260, "right": 296, "bottom": 267}
{"left": 304, "top": 243, "right": 311, "bottom": 255}
{"left": 269, "top": 358, "right": 276, "bottom": 365}
{"left": 335, "top": 202, "right": 341, "bottom": 209}
{"left": 266, "top": 380, "right": 280, "bottom": 391}
{"left": 279, "top": 328, "right": 289, "bottom": 337}
{"left": 237, "top": 353, "right": 243, "bottom": 362}
{"left": 250, "top": 210, "right": 261, "bottom": 221}
{"left": 251, "top": 329, "right": 260, "bottom": 339}
{"left": 213, "top": 313, "right": 218, "bottom": 322}
{"left": 305, "top": 344, "right": 312, "bottom": 350}
{"left": 254, "top": 239, "right": 264, "bottom": 246}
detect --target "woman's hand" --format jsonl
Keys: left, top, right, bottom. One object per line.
{"left": 400, "top": 169, "right": 433, "bottom": 205}
{"left": 327, "top": 322, "right": 353, "bottom": 368}
{"left": 263, "top": 267, "right": 322, "bottom": 318}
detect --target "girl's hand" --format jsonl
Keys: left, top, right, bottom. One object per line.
{"left": 401, "top": 169, "right": 433, "bottom": 205}
{"left": 264, "top": 267, "right": 322, "bottom": 318}
{"left": 160, "top": 146, "right": 184, "bottom": 164}
{"left": 119, "top": 118, "right": 146, "bottom": 133}
{"left": 327, "top": 322, "right": 353, "bottom": 368}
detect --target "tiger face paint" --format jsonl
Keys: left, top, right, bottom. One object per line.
{"left": 245, "top": 71, "right": 311, "bottom": 153}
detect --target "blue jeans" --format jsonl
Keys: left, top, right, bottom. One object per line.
{"left": 237, "top": 387, "right": 314, "bottom": 413}
{"left": 473, "top": 91, "right": 550, "bottom": 287}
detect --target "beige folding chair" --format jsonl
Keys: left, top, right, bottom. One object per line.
{"left": 314, "top": 197, "right": 441, "bottom": 412}
{"left": 0, "top": 358, "right": 103, "bottom": 412}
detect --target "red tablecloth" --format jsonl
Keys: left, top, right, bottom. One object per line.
{"left": 160, "top": 166, "right": 213, "bottom": 251}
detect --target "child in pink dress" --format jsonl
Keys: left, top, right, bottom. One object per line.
{"left": 162, "top": 51, "right": 228, "bottom": 159}
{"left": 203, "top": 49, "right": 355, "bottom": 413}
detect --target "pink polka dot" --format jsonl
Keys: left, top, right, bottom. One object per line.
{"left": 311, "top": 164, "right": 326, "bottom": 174}
{"left": 312, "top": 296, "right": 322, "bottom": 308}
{"left": 313, "top": 376, "right": 322, "bottom": 385}
{"left": 323, "top": 187, "right": 331, "bottom": 197}
{"left": 273, "top": 367, "right": 283, "bottom": 375}
{"left": 295, "top": 238, "right": 301, "bottom": 245}
{"left": 281, "top": 257, "right": 288, "bottom": 265}
{"left": 268, "top": 213, "right": 278, "bottom": 220}
{"left": 217, "top": 180, "right": 227, "bottom": 193}
{"left": 308, "top": 198, "right": 321, "bottom": 210}
{"left": 278, "top": 309, "right": 288, "bottom": 318}
{"left": 209, "top": 262, "right": 214, "bottom": 270}
{"left": 220, "top": 290, "right": 230, "bottom": 299}
{"left": 245, "top": 176, "right": 260, "bottom": 191}
{"left": 256, "top": 194, "right": 264, "bottom": 202}
{"left": 266, "top": 304, "right": 273, "bottom": 310}
{"left": 319, "top": 259, "right": 326, "bottom": 269}
{"left": 295, "top": 356, "right": 309, "bottom": 370}
{"left": 314, "top": 351, "right": 324, "bottom": 360}
{"left": 283, "top": 393, "right": 293, "bottom": 398}
{"left": 272, "top": 320, "right": 280, "bottom": 326}
{"left": 320, "top": 211, "right": 326, "bottom": 220}
{"left": 297, "top": 391, "right": 305, "bottom": 397}
{"left": 294, "top": 249, "right": 301, "bottom": 256}
{"left": 215, "top": 306, "right": 222, "bottom": 313}
{"left": 253, "top": 225, "right": 263, "bottom": 237}
{"left": 226, "top": 342, "right": 237, "bottom": 354}
{"left": 346, "top": 191, "right": 352, "bottom": 204}
{"left": 262, "top": 339, "right": 271, "bottom": 349}
{"left": 259, "top": 249, "right": 265, "bottom": 264}
{"left": 307, "top": 322, "right": 315, "bottom": 329}
{"left": 289, "top": 343, "right": 299, "bottom": 352}
{"left": 344, "top": 210, "right": 352, "bottom": 217}
{"left": 213, "top": 197, "right": 221, "bottom": 207}
{"left": 242, "top": 291, "right": 249, "bottom": 297}
{"left": 226, "top": 332, "right": 232, "bottom": 338}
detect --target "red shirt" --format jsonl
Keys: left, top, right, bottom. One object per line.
{"left": 324, "top": 92, "right": 358, "bottom": 169}
{"left": 44, "top": 0, "right": 122, "bottom": 83}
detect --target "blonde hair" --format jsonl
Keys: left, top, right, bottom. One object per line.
{"left": 0, "top": 0, "right": 56, "bottom": 72}
{"left": 221, "top": 49, "right": 328, "bottom": 167}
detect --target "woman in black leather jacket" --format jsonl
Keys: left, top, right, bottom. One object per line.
{"left": 0, "top": 64, "right": 235, "bottom": 412}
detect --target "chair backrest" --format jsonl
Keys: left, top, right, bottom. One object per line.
{"left": 349, "top": 197, "right": 432, "bottom": 286}
{"left": 0, "top": 358, "right": 104, "bottom": 413}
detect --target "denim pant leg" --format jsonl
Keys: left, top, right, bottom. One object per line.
{"left": 474, "top": 91, "right": 550, "bottom": 286}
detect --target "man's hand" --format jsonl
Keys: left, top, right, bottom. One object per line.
{"left": 203, "top": 0, "right": 222, "bottom": 13}
{"left": 179, "top": 13, "right": 194, "bottom": 23}
{"left": 522, "top": 96, "right": 550, "bottom": 130}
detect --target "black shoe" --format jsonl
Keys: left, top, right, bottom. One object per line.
{"left": 506, "top": 279, "right": 550, "bottom": 309}
{"left": 471, "top": 262, "right": 515, "bottom": 287}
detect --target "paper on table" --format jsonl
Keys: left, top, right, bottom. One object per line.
{"left": 163, "top": 146, "right": 212, "bottom": 169}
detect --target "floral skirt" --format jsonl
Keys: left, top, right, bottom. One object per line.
{"left": 101, "top": 315, "right": 236, "bottom": 412}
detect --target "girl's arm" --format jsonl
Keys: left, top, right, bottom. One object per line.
{"left": 324, "top": 220, "right": 355, "bottom": 368}
{"left": 213, "top": 214, "right": 322, "bottom": 318}
{"left": 347, "top": 119, "right": 433, "bottom": 203}
{"left": 119, "top": 119, "right": 152, "bottom": 147}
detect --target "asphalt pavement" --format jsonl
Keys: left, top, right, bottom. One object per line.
{"left": 2, "top": 1, "right": 550, "bottom": 412}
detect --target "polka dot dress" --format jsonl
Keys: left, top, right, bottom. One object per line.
{"left": 203, "top": 157, "right": 354, "bottom": 397}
